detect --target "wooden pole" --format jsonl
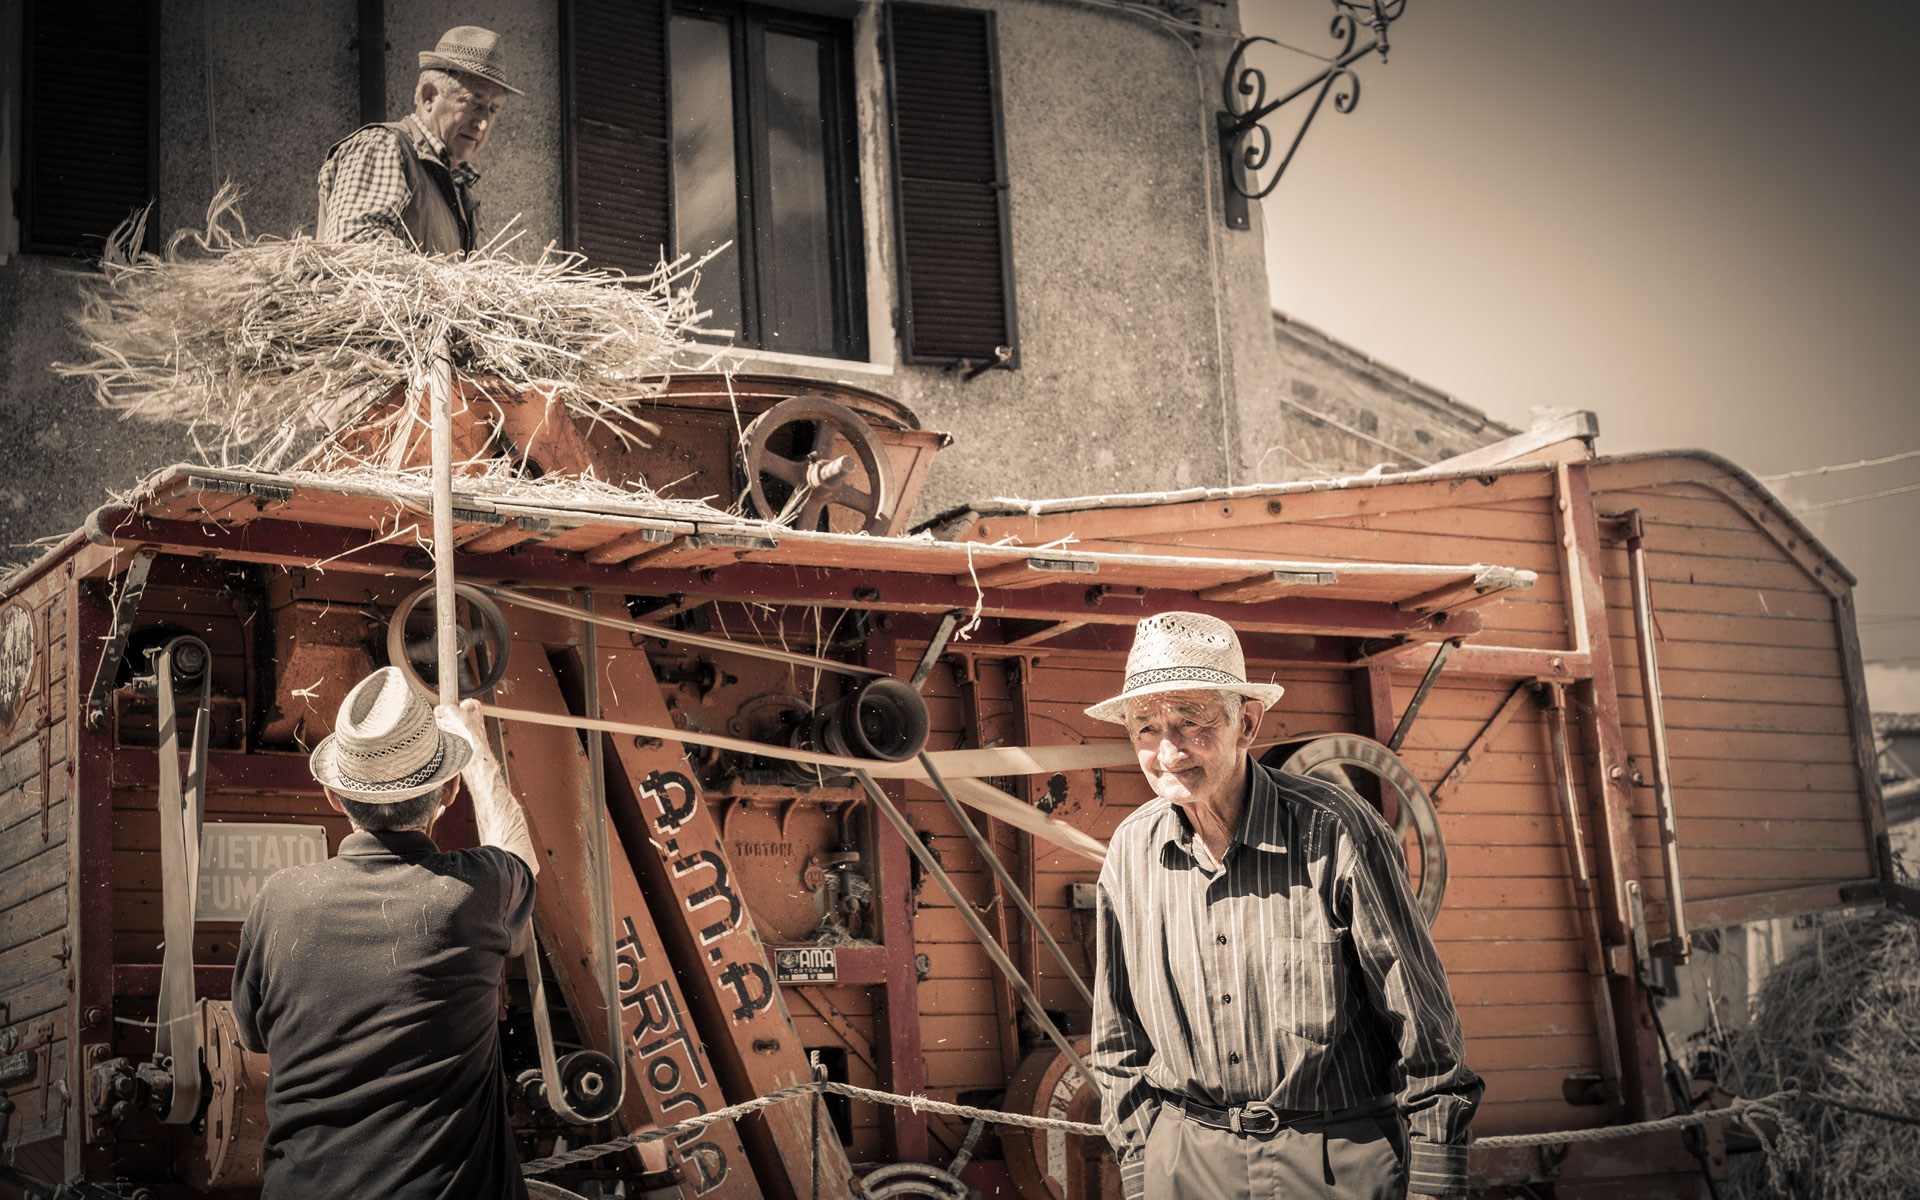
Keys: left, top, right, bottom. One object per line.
{"left": 429, "top": 336, "right": 458, "bottom": 706}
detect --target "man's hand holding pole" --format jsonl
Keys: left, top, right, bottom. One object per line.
{"left": 439, "top": 698, "right": 538, "bottom": 876}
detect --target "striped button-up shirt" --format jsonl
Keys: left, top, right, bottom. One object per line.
{"left": 1093, "top": 758, "right": 1481, "bottom": 1197}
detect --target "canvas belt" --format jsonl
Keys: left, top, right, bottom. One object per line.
{"left": 516, "top": 591, "right": 625, "bottom": 1125}
{"left": 153, "top": 637, "right": 213, "bottom": 1125}
{"left": 1163, "top": 1094, "right": 1395, "bottom": 1136}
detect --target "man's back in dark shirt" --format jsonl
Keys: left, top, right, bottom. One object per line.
{"left": 233, "top": 829, "right": 536, "bottom": 1200}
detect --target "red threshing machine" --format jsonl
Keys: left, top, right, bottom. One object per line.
{"left": 0, "top": 376, "right": 1895, "bottom": 1198}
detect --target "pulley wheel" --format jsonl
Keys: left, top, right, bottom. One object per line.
{"left": 741, "top": 396, "right": 894, "bottom": 534}
{"left": 816, "top": 678, "right": 930, "bottom": 763}
{"left": 386, "top": 582, "right": 513, "bottom": 700}
{"left": 1270, "top": 735, "right": 1447, "bottom": 924}
{"left": 555, "top": 1049, "right": 623, "bottom": 1123}
{"left": 858, "top": 1163, "right": 969, "bottom": 1199}
{"left": 1003, "top": 1037, "right": 1096, "bottom": 1200}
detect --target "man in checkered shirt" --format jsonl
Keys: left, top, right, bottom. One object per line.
{"left": 317, "top": 26, "right": 522, "bottom": 256}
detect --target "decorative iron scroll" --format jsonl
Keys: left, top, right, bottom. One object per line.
{"left": 1217, "top": 0, "right": 1407, "bottom": 228}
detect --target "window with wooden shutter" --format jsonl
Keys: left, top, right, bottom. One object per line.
{"left": 566, "top": 0, "right": 867, "bottom": 361}
{"left": 885, "top": 3, "right": 1018, "bottom": 368}
{"left": 563, "top": 0, "right": 674, "bottom": 275}
{"left": 21, "top": 0, "right": 157, "bottom": 256}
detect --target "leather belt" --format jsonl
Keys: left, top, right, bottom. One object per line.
{"left": 1164, "top": 1095, "right": 1393, "bottom": 1136}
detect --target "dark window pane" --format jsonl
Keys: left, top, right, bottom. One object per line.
{"left": 760, "top": 31, "right": 834, "bottom": 355}
{"left": 670, "top": 13, "right": 743, "bottom": 339}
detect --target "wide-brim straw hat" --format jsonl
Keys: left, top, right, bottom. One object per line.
{"left": 419, "top": 26, "right": 524, "bottom": 96}
{"left": 1085, "top": 611, "right": 1286, "bottom": 725}
{"left": 309, "top": 667, "right": 471, "bottom": 802}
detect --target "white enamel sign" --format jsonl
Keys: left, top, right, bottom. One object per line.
{"left": 197, "top": 823, "right": 329, "bottom": 922}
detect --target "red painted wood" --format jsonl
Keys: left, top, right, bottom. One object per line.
{"left": 863, "top": 627, "right": 929, "bottom": 1165}
{"left": 1561, "top": 465, "right": 1668, "bottom": 1122}
{"left": 69, "top": 571, "right": 116, "bottom": 1179}
{"left": 597, "top": 643, "right": 857, "bottom": 1200}
{"left": 494, "top": 654, "right": 756, "bottom": 1200}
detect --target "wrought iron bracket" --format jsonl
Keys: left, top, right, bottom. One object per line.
{"left": 1217, "top": 0, "right": 1407, "bottom": 228}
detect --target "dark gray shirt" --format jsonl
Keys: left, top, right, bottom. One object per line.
{"left": 1092, "top": 759, "right": 1481, "bottom": 1197}
{"left": 233, "top": 829, "right": 535, "bottom": 1200}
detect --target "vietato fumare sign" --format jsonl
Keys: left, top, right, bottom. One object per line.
{"left": 197, "top": 823, "right": 329, "bottom": 921}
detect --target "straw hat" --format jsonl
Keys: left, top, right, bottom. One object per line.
{"left": 309, "top": 668, "right": 472, "bottom": 802}
{"left": 418, "top": 26, "right": 524, "bottom": 96}
{"left": 1084, "top": 612, "right": 1286, "bottom": 725}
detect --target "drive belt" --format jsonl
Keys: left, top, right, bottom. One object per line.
{"left": 153, "top": 636, "right": 213, "bottom": 1125}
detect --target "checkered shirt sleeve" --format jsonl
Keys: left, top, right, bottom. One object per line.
{"left": 317, "top": 127, "right": 412, "bottom": 246}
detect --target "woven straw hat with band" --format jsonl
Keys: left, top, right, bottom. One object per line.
{"left": 418, "top": 25, "right": 524, "bottom": 96}
{"left": 309, "top": 667, "right": 472, "bottom": 803}
{"left": 1084, "top": 611, "right": 1286, "bottom": 724}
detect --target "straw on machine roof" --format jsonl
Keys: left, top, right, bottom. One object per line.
{"left": 55, "top": 188, "right": 710, "bottom": 469}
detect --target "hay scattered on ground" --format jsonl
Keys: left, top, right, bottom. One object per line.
{"left": 56, "top": 187, "right": 712, "bottom": 469}
{"left": 1713, "top": 911, "right": 1920, "bottom": 1199}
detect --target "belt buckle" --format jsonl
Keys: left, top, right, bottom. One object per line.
{"left": 1231, "top": 1101, "right": 1280, "bottom": 1135}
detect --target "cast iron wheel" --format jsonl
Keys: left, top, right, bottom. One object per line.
{"left": 1272, "top": 734, "right": 1448, "bottom": 925}
{"left": 386, "top": 581, "right": 513, "bottom": 700}
{"left": 740, "top": 395, "right": 894, "bottom": 534}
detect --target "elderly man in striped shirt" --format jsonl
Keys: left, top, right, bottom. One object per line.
{"left": 1089, "top": 612, "right": 1482, "bottom": 1199}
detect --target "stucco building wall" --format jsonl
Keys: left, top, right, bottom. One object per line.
{"left": 4, "top": 0, "right": 1319, "bottom": 555}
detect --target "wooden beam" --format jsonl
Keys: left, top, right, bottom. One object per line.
{"left": 495, "top": 654, "right": 757, "bottom": 1197}
{"left": 1199, "top": 568, "right": 1338, "bottom": 604}
{"left": 597, "top": 645, "right": 858, "bottom": 1200}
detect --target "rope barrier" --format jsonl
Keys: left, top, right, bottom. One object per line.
{"left": 1472, "top": 1088, "right": 1799, "bottom": 1148}
{"left": 524, "top": 1079, "right": 1920, "bottom": 1180}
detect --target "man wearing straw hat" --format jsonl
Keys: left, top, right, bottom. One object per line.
{"left": 317, "top": 26, "right": 523, "bottom": 255}
{"left": 232, "top": 667, "right": 539, "bottom": 1199}
{"left": 1087, "top": 613, "right": 1481, "bottom": 1200}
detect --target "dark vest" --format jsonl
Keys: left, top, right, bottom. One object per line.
{"left": 321, "top": 119, "right": 476, "bottom": 255}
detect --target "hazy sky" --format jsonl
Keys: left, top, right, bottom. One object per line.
{"left": 1244, "top": 1, "right": 1920, "bottom": 707}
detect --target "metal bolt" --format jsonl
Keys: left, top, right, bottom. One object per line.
{"left": 1608, "top": 765, "right": 1626, "bottom": 780}
{"left": 84, "top": 1006, "right": 105, "bottom": 1030}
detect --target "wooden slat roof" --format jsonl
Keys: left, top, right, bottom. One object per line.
{"left": 118, "top": 464, "right": 1537, "bottom": 614}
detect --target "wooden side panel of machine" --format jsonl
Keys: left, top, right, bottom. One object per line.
{"left": 492, "top": 647, "right": 757, "bottom": 1200}
{"left": 1589, "top": 459, "right": 1878, "bottom": 930}
{"left": 952, "top": 482, "right": 1629, "bottom": 1137}
{"left": 0, "top": 566, "right": 72, "bottom": 1166}
{"left": 962, "top": 470, "right": 1572, "bottom": 651}
{"left": 597, "top": 643, "right": 857, "bottom": 1200}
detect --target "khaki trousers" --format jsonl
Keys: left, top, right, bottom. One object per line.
{"left": 1142, "top": 1104, "right": 1409, "bottom": 1199}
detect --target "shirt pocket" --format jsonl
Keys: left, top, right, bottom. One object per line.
{"left": 1261, "top": 936, "right": 1350, "bottom": 1045}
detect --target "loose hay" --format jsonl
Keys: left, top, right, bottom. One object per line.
{"left": 56, "top": 187, "right": 712, "bottom": 469}
{"left": 1713, "top": 911, "right": 1920, "bottom": 1199}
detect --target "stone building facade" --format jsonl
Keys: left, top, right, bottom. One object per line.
{"left": 0, "top": 0, "right": 1505, "bottom": 558}
{"left": 1263, "top": 309, "right": 1518, "bottom": 479}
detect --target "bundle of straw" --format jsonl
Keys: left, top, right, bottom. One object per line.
{"left": 57, "top": 187, "right": 710, "bottom": 469}
{"left": 1713, "top": 911, "right": 1920, "bottom": 1199}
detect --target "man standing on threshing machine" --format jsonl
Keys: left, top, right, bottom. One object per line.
{"left": 317, "top": 26, "right": 521, "bottom": 254}
{"left": 232, "top": 668, "right": 539, "bottom": 1199}
{"left": 1088, "top": 613, "right": 1481, "bottom": 1200}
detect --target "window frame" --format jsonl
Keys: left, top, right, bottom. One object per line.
{"left": 672, "top": 0, "right": 869, "bottom": 361}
